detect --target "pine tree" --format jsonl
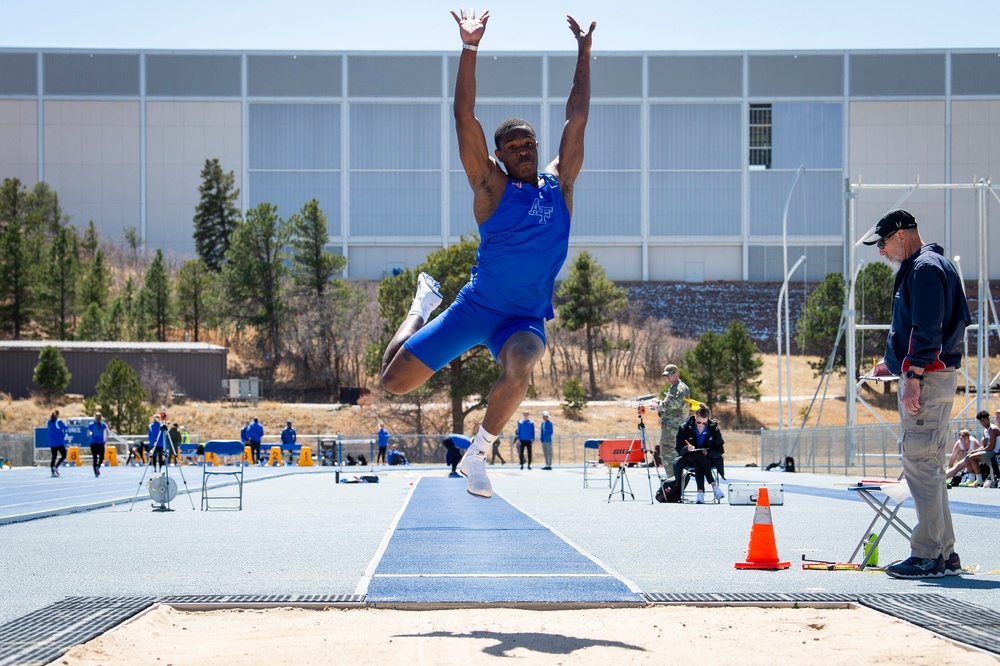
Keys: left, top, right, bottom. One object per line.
{"left": 81, "top": 220, "right": 99, "bottom": 261}
{"left": 140, "top": 249, "right": 171, "bottom": 341}
{"left": 722, "top": 319, "right": 763, "bottom": 422}
{"left": 222, "top": 203, "right": 291, "bottom": 363}
{"left": 683, "top": 329, "right": 729, "bottom": 408}
{"left": 289, "top": 199, "right": 346, "bottom": 297}
{"left": 555, "top": 251, "right": 628, "bottom": 396}
{"left": 193, "top": 158, "right": 241, "bottom": 273}
{"left": 78, "top": 249, "right": 111, "bottom": 310}
{"left": 92, "top": 357, "right": 151, "bottom": 434}
{"left": 0, "top": 216, "right": 32, "bottom": 338}
{"left": 176, "top": 258, "right": 213, "bottom": 342}
{"left": 76, "top": 302, "right": 106, "bottom": 341}
{"left": 795, "top": 272, "right": 846, "bottom": 375}
{"left": 41, "top": 224, "right": 80, "bottom": 340}
{"left": 33, "top": 345, "right": 71, "bottom": 402}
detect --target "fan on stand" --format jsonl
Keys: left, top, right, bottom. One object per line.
{"left": 147, "top": 474, "right": 178, "bottom": 511}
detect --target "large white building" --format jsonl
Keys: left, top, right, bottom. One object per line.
{"left": 1, "top": 48, "right": 998, "bottom": 281}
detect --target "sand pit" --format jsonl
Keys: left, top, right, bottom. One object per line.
{"left": 51, "top": 604, "right": 995, "bottom": 666}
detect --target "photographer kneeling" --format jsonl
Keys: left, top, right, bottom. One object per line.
{"left": 673, "top": 405, "right": 726, "bottom": 504}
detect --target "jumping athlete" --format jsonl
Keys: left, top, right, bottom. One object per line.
{"left": 380, "top": 8, "right": 594, "bottom": 498}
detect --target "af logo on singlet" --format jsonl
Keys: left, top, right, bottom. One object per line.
{"left": 528, "top": 198, "right": 553, "bottom": 224}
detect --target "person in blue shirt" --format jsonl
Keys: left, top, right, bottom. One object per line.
{"left": 516, "top": 411, "right": 535, "bottom": 470}
{"left": 376, "top": 424, "right": 390, "bottom": 465}
{"left": 539, "top": 411, "right": 554, "bottom": 470}
{"left": 46, "top": 410, "right": 69, "bottom": 477}
{"left": 387, "top": 443, "right": 408, "bottom": 466}
{"left": 86, "top": 412, "right": 109, "bottom": 478}
{"left": 378, "top": 9, "right": 594, "bottom": 499}
{"left": 281, "top": 420, "right": 297, "bottom": 465}
{"left": 246, "top": 417, "right": 264, "bottom": 465}
{"left": 147, "top": 414, "right": 164, "bottom": 471}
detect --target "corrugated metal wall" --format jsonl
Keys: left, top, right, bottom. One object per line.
{"left": 0, "top": 346, "right": 227, "bottom": 400}
{"left": 1, "top": 48, "right": 999, "bottom": 281}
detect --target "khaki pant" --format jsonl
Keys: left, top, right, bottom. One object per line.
{"left": 899, "top": 369, "right": 956, "bottom": 560}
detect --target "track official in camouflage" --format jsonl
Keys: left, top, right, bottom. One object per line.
{"left": 656, "top": 364, "right": 690, "bottom": 458}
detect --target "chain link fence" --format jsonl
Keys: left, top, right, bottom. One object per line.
{"left": 759, "top": 418, "right": 983, "bottom": 478}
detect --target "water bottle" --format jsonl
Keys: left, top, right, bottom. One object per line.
{"left": 863, "top": 533, "right": 879, "bottom": 566}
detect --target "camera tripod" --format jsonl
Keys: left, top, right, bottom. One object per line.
{"left": 608, "top": 405, "right": 657, "bottom": 504}
{"left": 130, "top": 427, "right": 196, "bottom": 512}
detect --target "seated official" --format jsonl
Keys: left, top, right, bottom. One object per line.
{"left": 673, "top": 405, "right": 726, "bottom": 504}
{"left": 387, "top": 444, "right": 409, "bottom": 466}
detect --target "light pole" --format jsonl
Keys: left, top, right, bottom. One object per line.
{"left": 777, "top": 255, "right": 806, "bottom": 429}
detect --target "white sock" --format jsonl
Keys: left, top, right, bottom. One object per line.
{"left": 977, "top": 474, "right": 984, "bottom": 482}
{"left": 469, "top": 426, "right": 497, "bottom": 455}
{"left": 407, "top": 300, "right": 428, "bottom": 321}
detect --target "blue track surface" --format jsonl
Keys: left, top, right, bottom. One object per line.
{"left": 365, "top": 478, "right": 644, "bottom": 604}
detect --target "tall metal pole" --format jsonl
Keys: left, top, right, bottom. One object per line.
{"left": 776, "top": 255, "right": 806, "bottom": 430}
{"left": 977, "top": 179, "right": 990, "bottom": 414}
{"left": 778, "top": 166, "right": 805, "bottom": 430}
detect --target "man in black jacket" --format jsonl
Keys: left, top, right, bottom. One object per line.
{"left": 866, "top": 209, "right": 971, "bottom": 579}
{"left": 673, "top": 405, "right": 725, "bottom": 504}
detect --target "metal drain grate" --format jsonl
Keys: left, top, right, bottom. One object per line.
{"left": 858, "top": 593, "right": 1000, "bottom": 657}
{"left": 0, "top": 596, "right": 153, "bottom": 666}
{"left": 157, "top": 593, "right": 366, "bottom": 607}
{"left": 645, "top": 592, "right": 856, "bottom": 605}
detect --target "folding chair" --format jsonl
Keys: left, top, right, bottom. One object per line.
{"left": 201, "top": 440, "right": 245, "bottom": 511}
{"left": 681, "top": 462, "right": 724, "bottom": 504}
{"left": 583, "top": 439, "right": 610, "bottom": 488}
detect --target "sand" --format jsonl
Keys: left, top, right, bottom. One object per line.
{"left": 51, "top": 604, "right": 997, "bottom": 666}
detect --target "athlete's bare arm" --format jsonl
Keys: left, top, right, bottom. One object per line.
{"left": 545, "top": 16, "right": 595, "bottom": 217}
{"left": 451, "top": 8, "right": 508, "bottom": 223}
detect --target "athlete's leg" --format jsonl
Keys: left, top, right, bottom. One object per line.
{"left": 460, "top": 331, "right": 545, "bottom": 498}
{"left": 482, "top": 331, "right": 545, "bottom": 434}
{"left": 381, "top": 273, "right": 443, "bottom": 394}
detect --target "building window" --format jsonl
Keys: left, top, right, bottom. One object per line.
{"left": 749, "top": 103, "right": 772, "bottom": 170}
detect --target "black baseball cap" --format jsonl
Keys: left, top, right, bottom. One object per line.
{"left": 861, "top": 209, "right": 918, "bottom": 246}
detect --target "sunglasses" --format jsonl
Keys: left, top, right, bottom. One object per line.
{"left": 876, "top": 230, "right": 898, "bottom": 250}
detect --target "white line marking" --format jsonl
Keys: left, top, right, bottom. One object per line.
{"left": 372, "top": 573, "right": 614, "bottom": 578}
{"left": 496, "top": 488, "right": 645, "bottom": 594}
{"left": 354, "top": 476, "right": 420, "bottom": 596}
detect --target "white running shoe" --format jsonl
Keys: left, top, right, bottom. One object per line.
{"left": 696, "top": 491, "right": 705, "bottom": 504}
{"left": 410, "top": 272, "right": 443, "bottom": 321}
{"left": 713, "top": 485, "right": 725, "bottom": 501}
{"left": 459, "top": 449, "right": 492, "bottom": 498}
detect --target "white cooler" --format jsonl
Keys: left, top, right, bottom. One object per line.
{"left": 727, "top": 483, "right": 784, "bottom": 506}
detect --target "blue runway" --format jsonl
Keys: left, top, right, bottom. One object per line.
{"left": 364, "top": 478, "right": 644, "bottom": 604}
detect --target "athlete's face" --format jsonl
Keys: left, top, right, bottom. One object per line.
{"left": 495, "top": 128, "right": 538, "bottom": 183}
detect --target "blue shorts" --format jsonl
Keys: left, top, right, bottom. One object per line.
{"left": 403, "top": 297, "right": 546, "bottom": 372}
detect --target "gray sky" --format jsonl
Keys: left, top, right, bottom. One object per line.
{"left": 2, "top": 0, "right": 997, "bottom": 52}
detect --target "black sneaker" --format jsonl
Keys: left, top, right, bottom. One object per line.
{"left": 886, "top": 555, "right": 945, "bottom": 579}
{"left": 944, "top": 552, "right": 963, "bottom": 576}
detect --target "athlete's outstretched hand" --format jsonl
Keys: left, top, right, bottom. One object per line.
{"left": 566, "top": 15, "right": 596, "bottom": 49}
{"left": 451, "top": 8, "right": 490, "bottom": 47}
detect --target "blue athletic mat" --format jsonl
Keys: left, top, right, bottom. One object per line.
{"left": 365, "top": 478, "right": 643, "bottom": 603}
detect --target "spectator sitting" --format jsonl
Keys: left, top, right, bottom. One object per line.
{"left": 962, "top": 410, "right": 1000, "bottom": 487}
{"left": 357, "top": 454, "right": 368, "bottom": 466}
{"left": 387, "top": 444, "right": 409, "bottom": 466}
{"left": 945, "top": 429, "right": 979, "bottom": 487}
{"left": 673, "top": 405, "right": 726, "bottom": 504}
{"left": 346, "top": 454, "right": 357, "bottom": 466}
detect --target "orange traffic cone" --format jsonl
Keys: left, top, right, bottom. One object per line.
{"left": 735, "top": 487, "right": 790, "bottom": 570}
